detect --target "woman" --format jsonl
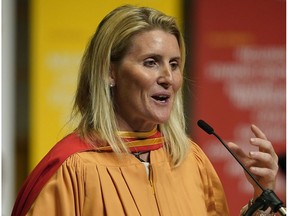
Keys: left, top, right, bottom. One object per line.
{"left": 12, "top": 5, "right": 279, "bottom": 215}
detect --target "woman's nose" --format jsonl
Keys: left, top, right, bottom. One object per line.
{"left": 157, "top": 65, "right": 173, "bottom": 88}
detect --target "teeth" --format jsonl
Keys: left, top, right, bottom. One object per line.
{"left": 153, "top": 95, "right": 168, "bottom": 101}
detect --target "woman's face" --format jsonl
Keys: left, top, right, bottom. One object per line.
{"left": 111, "top": 29, "right": 183, "bottom": 131}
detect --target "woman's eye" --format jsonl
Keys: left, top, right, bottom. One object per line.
{"left": 144, "top": 59, "right": 157, "bottom": 67}
{"left": 170, "top": 61, "right": 179, "bottom": 70}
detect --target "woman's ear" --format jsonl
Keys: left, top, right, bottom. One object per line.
{"left": 109, "top": 64, "right": 116, "bottom": 87}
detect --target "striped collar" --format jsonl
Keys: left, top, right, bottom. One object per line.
{"left": 98, "top": 127, "right": 164, "bottom": 153}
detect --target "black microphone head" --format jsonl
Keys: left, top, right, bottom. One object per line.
{"left": 197, "top": 120, "right": 214, "bottom": 135}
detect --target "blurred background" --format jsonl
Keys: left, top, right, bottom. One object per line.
{"left": 2, "top": 0, "right": 286, "bottom": 215}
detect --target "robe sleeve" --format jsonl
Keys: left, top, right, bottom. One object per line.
{"left": 26, "top": 153, "right": 86, "bottom": 216}
{"left": 191, "top": 142, "right": 230, "bottom": 215}
{"left": 12, "top": 133, "right": 92, "bottom": 216}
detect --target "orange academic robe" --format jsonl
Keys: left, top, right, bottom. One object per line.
{"left": 13, "top": 131, "right": 230, "bottom": 215}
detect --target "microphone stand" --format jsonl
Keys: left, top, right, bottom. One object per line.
{"left": 197, "top": 120, "right": 286, "bottom": 216}
{"left": 243, "top": 189, "right": 286, "bottom": 216}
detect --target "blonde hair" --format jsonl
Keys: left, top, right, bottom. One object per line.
{"left": 73, "top": 5, "right": 190, "bottom": 167}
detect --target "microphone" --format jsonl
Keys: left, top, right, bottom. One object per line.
{"left": 197, "top": 120, "right": 264, "bottom": 190}
{"left": 197, "top": 119, "right": 286, "bottom": 216}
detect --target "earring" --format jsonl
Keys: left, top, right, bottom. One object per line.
{"left": 109, "top": 83, "right": 115, "bottom": 88}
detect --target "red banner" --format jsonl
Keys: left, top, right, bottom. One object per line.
{"left": 190, "top": 0, "right": 286, "bottom": 215}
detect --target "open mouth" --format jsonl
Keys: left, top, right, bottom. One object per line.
{"left": 151, "top": 95, "right": 170, "bottom": 103}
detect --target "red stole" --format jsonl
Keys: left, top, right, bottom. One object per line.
{"left": 11, "top": 133, "right": 92, "bottom": 216}
{"left": 12, "top": 129, "right": 163, "bottom": 216}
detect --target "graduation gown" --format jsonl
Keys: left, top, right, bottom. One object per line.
{"left": 12, "top": 129, "right": 229, "bottom": 215}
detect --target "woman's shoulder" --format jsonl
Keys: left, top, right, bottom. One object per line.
{"left": 188, "top": 140, "right": 206, "bottom": 156}
{"left": 185, "top": 140, "right": 212, "bottom": 166}
{"left": 64, "top": 151, "right": 102, "bottom": 167}
{"left": 65, "top": 150, "right": 140, "bottom": 169}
